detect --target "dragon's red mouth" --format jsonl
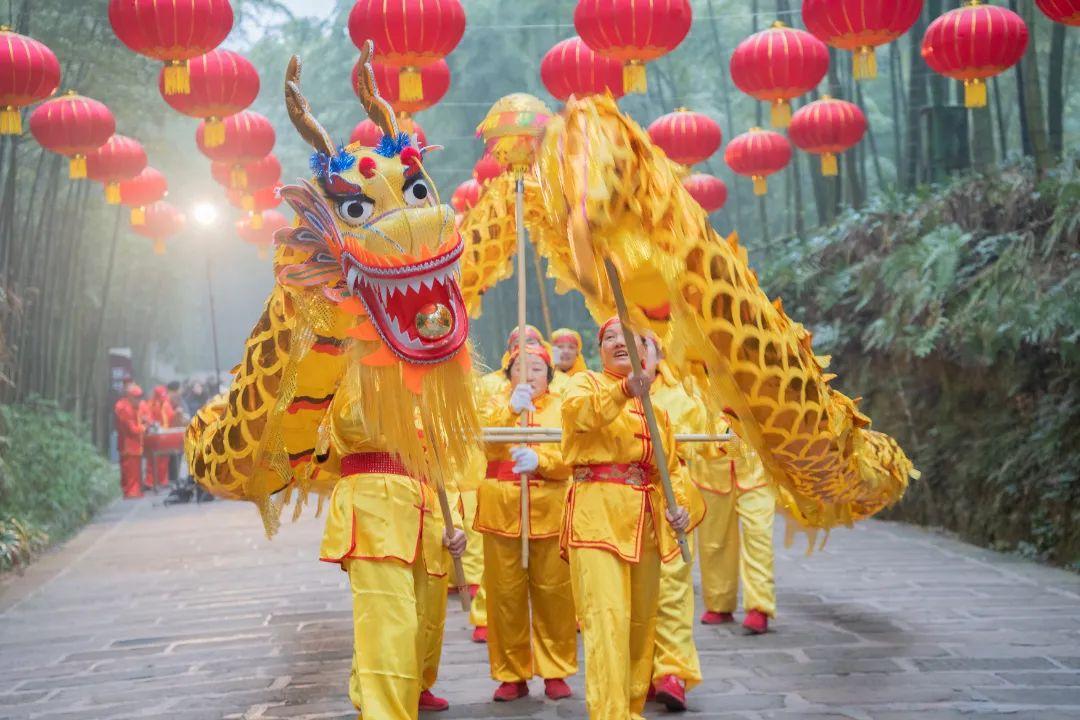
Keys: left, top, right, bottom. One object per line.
{"left": 345, "top": 238, "right": 469, "bottom": 364}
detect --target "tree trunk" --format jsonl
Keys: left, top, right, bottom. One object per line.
{"left": 903, "top": 8, "right": 931, "bottom": 190}
{"left": 1016, "top": 3, "right": 1052, "bottom": 173}
{"left": 706, "top": 0, "right": 746, "bottom": 235}
{"left": 970, "top": 105, "right": 996, "bottom": 171}
{"left": 991, "top": 76, "right": 1008, "bottom": 159}
{"left": 1046, "top": 22, "right": 1065, "bottom": 159}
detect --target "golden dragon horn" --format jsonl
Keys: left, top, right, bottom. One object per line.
{"left": 285, "top": 55, "right": 335, "bottom": 156}
{"left": 355, "top": 40, "right": 400, "bottom": 139}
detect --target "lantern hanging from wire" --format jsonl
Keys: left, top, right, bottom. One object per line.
{"left": 921, "top": 1, "right": 1028, "bottom": 108}
{"left": 108, "top": 0, "right": 234, "bottom": 95}
{"left": 351, "top": 58, "right": 450, "bottom": 116}
{"left": 540, "top": 36, "right": 625, "bottom": 102}
{"left": 647, "top": 108, "right": 723, "bottom": 167}
{"left": 1036, "top": 0, "right": 1080, "bottom": 25}
{"left": 724, "top": 128, "right": 792, "bottom": 196}
{"left": 683, "top": 173, "right": 728, "bottom": 213}
{"left": 729, "top": 22, "right": 829, "bottom": 128}
{"left": 787, "top": 96, "right": 867, "bottom": 176}
{"left": 0, "top": 27, "right": 61, "bottom": 135}
{"left": 86, "top": 134, "right": 147, "bottom": 204}
{"left": 802, "top": 0, "right": 923, "bottom": 80}
{"left": 451, "top": 178, "right": 482, "bottom": 213}
{"left": 29, "top": 91, "right": 115, "bottom": 178}
{"left": 350, "top": 117, "right": 427, "bottom": 148}
{"left": 119, "top": 167, "right": 168, "bottom": 225}
{"left": 195, "top": 110, "right": 275, "bottom": 188}
{"left": 159, "top": 49, "right": 259, "bottom": 147}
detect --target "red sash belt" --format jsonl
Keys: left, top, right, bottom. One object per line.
{"left": 572, "top": 462, "right": 652, "bottom": 487}
{"left": 341, "top": 451, "right": 418, "bottom": 479}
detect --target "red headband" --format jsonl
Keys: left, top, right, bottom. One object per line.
{"left": 597, "top": 317, "right": 621, "bottom": 343}
{"left": 506, "top": 344, "right": 552, "bottom": 370}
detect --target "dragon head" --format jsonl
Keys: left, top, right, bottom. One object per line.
{"left": 278, "top": 43, "right": 466, "bottom": 366}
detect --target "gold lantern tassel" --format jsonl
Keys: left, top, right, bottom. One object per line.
{"left": 963, "top": 78, "right": 987, "bottom": 108}
{"left": 752, "top": 175, "right": 768, "bottom": 196}
{"left": 1, "top": 106, "right": 21, "bottom": 134}
{"left": 163, "top": 59, "right": 191, "bottom": 95}
{"left": 204, "top": 117, "right": 225, "bottom": 147}
{"left": 230, "top": 166, "right": 247, "bottom": 189}
{"left": 399, "top": 66, "right": 423, "bottom": 102}
{"left": 251, "top": 212, "right": 263, "bottom": 230}
{"left": 69, "top": 155, "right": 87, "bottom": 179}
{"left": 821, "top": 152, "right": 838, "bottom": 176}
{"left": 153, "top": 238, "right": 166, "bottom": 255}
{"left": 131, "top": 206, "right": 146, "bottom": 225}
{"left": 771, "top": 99, "right": 792, "bottom": 128}
{"left": 623, "top": 60, "right": 647, "bottom": 94}
{"left": 105, "top": 181, "right": 121, "bottom": 204}
{"left": 853, "top": 46, "right": 877, "bottom": 80}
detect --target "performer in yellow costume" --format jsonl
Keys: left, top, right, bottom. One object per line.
{"left": 644, "top": 338, "right": 707, "bottom": 712}
{"left": 560, "top": 317, "right": 696, "bottom": 720}
{"left": 476, "top": 344, "right": 577, "bottom": 702}
{"left": 696, "top": 425, "right": 776, "bottom": 634}
{"left": 551, "top": 327, "right": 589, "bottom": 376}
{"left": 451, "top": 446, "right": 489, "bottom": 643}
{"left": 187, "top": 47, "right": 478, "bottom": 720}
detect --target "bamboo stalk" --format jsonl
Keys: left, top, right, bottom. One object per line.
{"left": 603, "top": 259, "right": 692, "bottom": 564}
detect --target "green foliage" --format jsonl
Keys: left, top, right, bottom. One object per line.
{"left": 752, "top": 155, "right": 1080, "bottom": 567}
{"left": 0, "top": 399, "right": 118, "bottom": 571}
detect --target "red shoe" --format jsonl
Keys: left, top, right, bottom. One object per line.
{"left": 468, "top": 584, "right": 480, "bottom": 598}
{"left": 544, "top": 678, "right": 571, "bottom": 700}
{"left": 471, "top": 626, "right": 487, "bottom": 643}
{"left": 419, "top": 689, "right": 449, "bottom": 712}
{"left": 646, "top": 684, "right": 656, "bottom": 702}
{"left": 493, "top": 681, "right": 529, "bottom": 702}
{"left": 743, "top": 609, "right": 769, "bottom": 635}
{"left": 700, "top": 610, "right": 735, "bottom": 625}
{"left": 653, "top": 675, "right": 687, "bottom": 712}
{"left": 447, "top": 585, "right": 459, "bottom": 595}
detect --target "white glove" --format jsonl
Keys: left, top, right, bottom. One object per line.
{"left": 510, "top": 446, "right": 539, "bottom": 475}
{"left": 509, "top": 383, "right": 535, "bottom": 413}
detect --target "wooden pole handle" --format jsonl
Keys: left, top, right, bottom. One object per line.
{"left": 515, "top": 175, "right": 531, "bottom": 570}
{"left": 436, "top": 483, "right": 471, "bottom": 613}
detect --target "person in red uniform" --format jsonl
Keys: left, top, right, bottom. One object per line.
{"left": 145, "top": 386, "right": 175, "bottom": 487}
{"left": 113, "top": 382, "right": 146, "bottom": 499}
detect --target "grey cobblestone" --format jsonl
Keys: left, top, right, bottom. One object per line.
{"left": 1, "top": 497, "right": 1078, "bottom": 719}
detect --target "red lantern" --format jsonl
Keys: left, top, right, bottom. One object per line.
{"left": 350, "top": 118, "right": 427, "bottom": 148}
{"left": 195, "top": 110, "right": 275, "bottom": 187}
{"left": 347, "top": 0, "right": 465, "bottom": 103}
{"left": 473, "top": 154, "right": 507, "bottom": 185}
{"left": 683, "top": 173, "right": 728, "bottom": 213}
{"left": 228, "top": 184, "right": 281, "bottom": 220}
{"left": 29, "top": 92, "right": 115, "bottom": 179}
{"left": 921, "top": 2, "right": 1028, "bottom": 109}
{"left": 451, "top": 178, "right": 481, "bottom": 212}
{"left": 86, "top": 135, "right": 147, "bottom": 204}
{"left": 724, "top": 128, "right": 791, "bottom": 196}
{"left": 213, "top": 154, "right": 280, "bottom": 210}
{"left": 1037, "top": 0, "right": 1080, "bottom": 25}
{"left": 788, "top": 97, "right": 867, "bottom": 176}
{"left": 540, "top": 36, "right": 624, "bottom": 102}
{"left": 730, "top": 23, "right": 829, "bottom": 128}
{"left": 108, "top": 0, "right": 234, "bottom": 95}
{"left": 129, "top": 201, "right": 185, "bottom": 255}
{"left": 238, "top": 209, "right": 288, "bottom": 258}
{"left": 159, "top": 49, "right": 259, "bottom": 147}
{"left": 119, "top": 167, "right": 167, "bottom": 225}
{"left": 574, "top": 0, "right": 693, "bottom": 94}
{"left": 0, "top": 28, "right": 61, "bottom": 135}
{"left": 802, "top": 0, "right": 923, "bottom": 80}
{"left": 352, "top": 58, "right": 450, "bottom": 115}
{"left": 647, "top": 109, "right": 722, "bottom": 167}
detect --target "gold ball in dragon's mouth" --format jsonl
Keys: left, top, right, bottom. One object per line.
{"left": 416, "top": 303, "right": 453, "bottom": 340}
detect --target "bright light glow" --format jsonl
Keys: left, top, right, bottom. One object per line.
{"left": 193, "top": 202, "right": 219, "bottom": 227}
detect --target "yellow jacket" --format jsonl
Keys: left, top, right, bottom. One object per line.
{"left": 476, "top": 389, "right": 571, "bottom": 539}
{"left": 559, "top": 370, "right": 688, "bottom": 563}
{"left": 650, "top": 362, "right": 707, "bottom": 530}
{"left": 318, "top": 393, "right": 461, "bottom": 577}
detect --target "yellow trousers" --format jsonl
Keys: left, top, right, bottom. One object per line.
{"left": 651, "top": 530, "right": 701, "bottom": 689}
{"left": 345, "top": 556, "right": 448, "bottom": 719}
{"left": 458, "top": 489, "right": 488, "bottom": 628}
{"left": 483, "top": 534, "right": 577, "bottom": 682}
{"left": 697, "top": 486, "right": 777, "bottom": 616}
{"left": 570, "top": 515, "right": 661, "bottom": 720}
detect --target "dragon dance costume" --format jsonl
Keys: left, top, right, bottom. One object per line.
{"left": 187, "top": 46, "right": 477, "bottom": 720}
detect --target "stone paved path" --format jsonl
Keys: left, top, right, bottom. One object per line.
{"left": 2, "top": 496, "right": 1079, "bottom": 720}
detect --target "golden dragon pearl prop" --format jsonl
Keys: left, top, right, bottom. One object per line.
{"left": 461, "top": 94, "right": 917, "bottom": 530}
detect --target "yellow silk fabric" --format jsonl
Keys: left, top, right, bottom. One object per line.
{"left": 477, "top": 390, "right": 571, "bottom": 539}
{"left": 560, "top": 370, "right": 686, "bottom": 563}
{"left": 455, "top": 488, "right": 489, "bottom": 628}
{"left": 695, "top": 445, "right": 777, "bottom": 617}
{"left": 483, "top": 534, "right": 578, "bottom": 682}
{"left": 346, "top": 554, "right": 446, "bottom": 718}
{"left": 652, "top": 530, "right": 702, "bottom": 689}
{"left": 571, "top": 513, "right": 662, "bottom": 720}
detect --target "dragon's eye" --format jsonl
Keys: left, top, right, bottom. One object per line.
{"left": 336, "top": 198, "right": 374, "bottom": 225}
{"left": 404, "top": 178, "right": 431, "bottom": 207}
